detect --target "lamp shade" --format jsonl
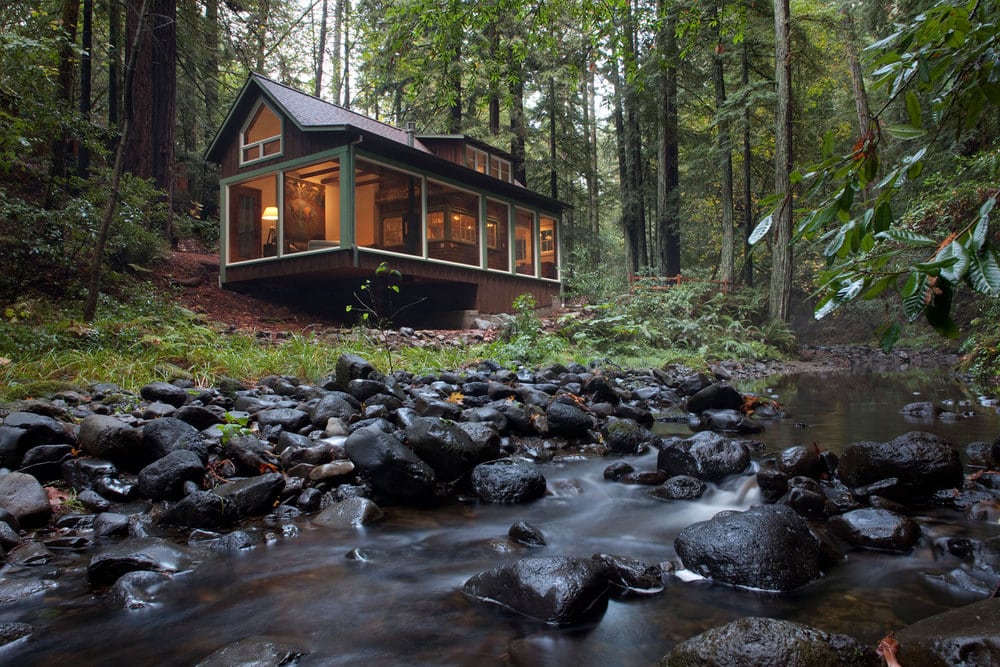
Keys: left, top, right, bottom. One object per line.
{"left": 261, "top": 206, "right": 279, "bottom": 221}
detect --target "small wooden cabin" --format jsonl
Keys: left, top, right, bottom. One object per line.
{"left": 206, "top": 74, "right": 565, "bottom": 325}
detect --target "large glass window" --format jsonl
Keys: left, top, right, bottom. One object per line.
{"left": 539, "top": 215, "right": 558, "bottom": 279}
{"left": 515, "top": 208, "right": 535, "bottom": 276}
{"left": 227, "top": 174, "right": 277, "bottom": 262}
{"left": 283, "top": 159, "right": 340, "bottom": 254}
{"left": 426, "top": 181, "right": 480, "bottom": 266}
{"left": 240, "top": 103, "right": 282, "bottom": 165}
{"left": 355, "top": 159, "right": 422, "bottom": 256}
{"left": 465, "top": 146, "right": 488, "bottom": 174}
{"left": 486, "top": 199, "right": 509, "bottom": 271}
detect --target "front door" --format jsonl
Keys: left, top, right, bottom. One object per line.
{"left": 229, "top": 185, "right": 262, "bottom": 261}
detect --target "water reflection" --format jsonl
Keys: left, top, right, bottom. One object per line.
{"left": 5, "top": 370, "right": 1000, "bottom": 665}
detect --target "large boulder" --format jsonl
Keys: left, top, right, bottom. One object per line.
{"left": 137, "top": 449, "right": 205, "bottom": 500}
{"left": 545, "top": 401, "right": 594, "bottom": 438}
{"left": 895, "top": 597, "right": 1000, "bottom": 665}
{"left": 462, "top": 556, "right": 611, "bottom": 626}
{"left": 214, "top": 473, "right": 285, "bottom": 517}
{"left": 662, "top": 616, "right": 880, "bottom": 666}
{"left": 0, "top": 472, "right": 52, "bottom": 528}
{"left": 603, "top": 418, "right": 655, "bottom": 455}
{"left": 86, "top": 538, "right": 191, "bottom": 589}
{"left": 344, "top": 427, "right": 437, "bottom": 502}
{"left": 470, "top": 459, "right": 547, "bottom": 503}
{"left": 675, "top": 504, "right": 822, "bottom": 591}
{"left": 195, "top": 637, "right": 306, "bottom": 667}
{"left": 658, "top": 431, "right": 750, "bottom": 482}
{"left": 838, "top": 431, "right": 962, "bottom": 499}
{"left": 142, "top": 417, "right": 207, "bottom": 461}
{"left": 78, "top": 415, "right": 146, "bottom": 470}
{"left": 685, "top": 383, "right": 743, "bottom": 414}
{"left": 826, "top": 508, "right": 921, "bottom": 553}
{"left": 406, "top": 417, "right": 501, "bottom": 482}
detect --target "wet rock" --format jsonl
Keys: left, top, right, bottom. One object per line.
{"left": 838, "top": 431, "right": 962, "bottom": 499}
{"left": 508, "top": 520, "right": 546, "bottom": 547}
{"left": 676, "top": 372, "right": 712, "bottom": 397}
{"left": 77, "top": 488, "right": 111, "bottom": 512}
{"left": 308, "top": 460, "right": 355, "bottom": 482}
{"left": 406, "top": 416, "right": 501, "bottom": 482}
{"left": 900, "top": 401, "right": 941, "bottom": 419}
{"left": 650, "top": 475, "right": 706, "bottom": 501}
{"left": 195, "top": 636, "right": 306, "bottom": 667}
{"left": 335, "top": 353, "right": 376, "bottom": 390}
{"left": 603, "top": 461, "right": 634, "bottom": 481}
{"left": 93, "top": 512, "right": 130, "bottom": 538}
{"left": 662, "top": 616, "right": 880, "bottom": 666}
{"left": 224, "top": 434, "right": 278, "bottom": 476}
{"left": 344, "top": 427, "right": 437, "bottom": 502}
{"left": 108, "top": 570, "right": 171, "bottom": 609}
{"left": 138, "top": 449, "right": 205, "bottom": 500}
{"left": 685, "top": 383, "right": 743, "bottom": 414}
{"left": 215, "top": 473, "right": 285, "bottom": 517}
{"left": 0, "top": 471, "right": 51, "bottom": 528}
{"left": 256, "top": 407, "right": 311, "bottom": 432}
{"left": 0, "top": 622, "right": 33, "bottom": 648}
{"left": 896, "top": 597, "right": 1000, "bottom": 665}
{"left": 211, "top": 530, "right": 256, "bottom": 553}
{"left": 675, "top": 504, "right": 822, "bottom": 591}
{"left": 2, "top": 411, "right": 74, "bottom": 446}
{"left": 779, "top": 477, "right": 831, "bottom": 519}
{"left": 78, "top": 414, "right": 146, "bottom": 470}
{"left": 86, "top": 538, "right": 190, "bottom": 589}
{"left": 545, "top": 401, "right": 593, "bottom": 438}
{"left": 313, "top": 496, "right": 384, "bottom": 528}
{"left": 827, "top": 508, "right": 921, "bottom": 552}
{"left": 471, "top": 459, "right": 547, "bottom": 503}
{"left": 659, "top": 432, "right": 750, "bottom": 482}
{"left": 603, "top": 418, "right": 654, "bottom": 455}
{"left": 698, "top": 408, "right": 763, "bottom": 434}
{"left": 174, "top": 404, "right": 223, "bottom": 431}
{"left": 18, "top": 443, "right": 74, "bottom": 481}
{"left": 142, "top": 417, "right": 208, "bottom": 461}
{"left": 140, "top": 381, "right": 190, "bottom": 408}
{"left": 462, "top": 556, "right": 611, "bottom": 626}
{"left": 0, "top": 578, "right": 54, "bottom": 604}
{"left": 158, "top": 490, "right": 239, "bottom": 529}
{"left": 777, "top": 444, "right": 826, "bottom": 479}
{"left": 593, "top": 553, "right": 663, "bottom": 595}
{"left": 310, "top": 392, "right": 360, "bottom": 427}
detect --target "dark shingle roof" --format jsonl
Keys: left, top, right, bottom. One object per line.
{"left": 252, "top": 75, "right": 432, "bottom": 154}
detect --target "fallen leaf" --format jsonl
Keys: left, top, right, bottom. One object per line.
{"left": 877, "top": 631, "right": 901, "bottom": 667}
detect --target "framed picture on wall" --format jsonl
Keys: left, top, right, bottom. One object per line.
{"left": 383, "top": 217, "right": 403, "bottom": 246}
{"left": 540, "top": 229, "right": 554, "bottom": 253}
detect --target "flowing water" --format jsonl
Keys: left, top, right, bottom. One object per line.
{"left": 4, "top": 369, "right": 1000, "bottom": 666}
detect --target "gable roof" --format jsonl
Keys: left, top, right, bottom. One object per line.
{"left": 207, "top": 74, "right": 565, "bottom": 212}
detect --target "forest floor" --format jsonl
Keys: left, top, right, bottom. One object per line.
{"left": 151, "top": 246, "right": 960, "bottom": 380}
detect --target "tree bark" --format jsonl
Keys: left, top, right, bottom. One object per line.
{"left": 509, "top": 51, "right": 527, "bottom": 186}
{"left": 109, "top": 0, "right": 121, "bottom": 129}
{"left": 315, "top": 0, "right": 328, "bottom": 97}
{"left": 842, "top": 6, "right": 876, "bottom": 204}
{"left": 655, "top": 0, "right": 679, "bottom": 277}
{"left": 585, "top": 62, "right": 600, "bottom": 266}
{"left": 51, "top": 0, "right": 81, "bottom": 186}
{"left": 549, "top": 78, "right": 558, "bottom": 200}
{"left": 712, "top": 0, "right": 735, "bottom": 289}
{"left": 78, "top": 0, "right": 93, "bottom": 178}
{"left": 741, "top": 35, "right": 753, "bottom": 287}
{"left": 769, "top": 0, "right": 794, "bottom": 322}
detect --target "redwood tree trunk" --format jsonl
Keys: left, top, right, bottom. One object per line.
{"left": 769, "top": 0, "right": 794, "bottom": 322}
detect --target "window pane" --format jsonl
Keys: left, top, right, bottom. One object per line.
{"left": 283, "top": 159, "right": 340, "bottom": 254}
{"left": 227, "top": 174, "right": 276, "bottom": 263}
{"left": 486, "top": 199, "right": 509, "bottom": 271}
{"left": 515, "top": 208, "right": 534, "bottom": 276}
{"left": 355, "top": 159, "right": 422, "bottom": 256}
{"left": 244, "top": 104, "right": 281, "bottom": 144}
{"left": 539, "top": 215, "right": 558, "bottom": 279}
{"left": 427, "top": 180, "right": 480, "bottom": 266}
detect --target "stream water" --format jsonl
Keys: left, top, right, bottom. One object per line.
{"left": 3, "top": 369, "right": 1000, "bottom": 666}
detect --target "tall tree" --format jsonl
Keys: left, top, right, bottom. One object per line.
{"left": 768, "top": 0, "right": 793, "bottom": 321}
{"left": 655, "top": 0, "right": 680, "bottom": 278}
{"left": 711, "top": 0, "right": 735, "bottom": 288}
{"left": 314, "top": 0, "right": 329, "bottom": 97}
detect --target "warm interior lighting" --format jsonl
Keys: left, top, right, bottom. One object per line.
{"left": 261, "top": 206, "right": 279, "bottom": 221}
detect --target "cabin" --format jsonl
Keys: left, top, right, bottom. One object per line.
{"left": 205, "top": 74, "right": 565, "bottom": 326}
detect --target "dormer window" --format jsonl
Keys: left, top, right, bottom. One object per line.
{"left": 490, "top": 155, "right": 511, "bottom": 183}
{"left": 240, "top": 101, "right": 282, "bottom": 165}
{"left": 465, "top": 146, "right": 488, "bottom": 174}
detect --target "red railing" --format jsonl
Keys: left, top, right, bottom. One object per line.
{"left": 628, "top": 274, "right": 732, "bottom": 293}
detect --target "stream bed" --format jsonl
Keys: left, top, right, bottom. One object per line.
{"left": 3, "top": 368, "right": 1000, "bottom": 666}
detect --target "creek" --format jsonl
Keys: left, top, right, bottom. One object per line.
{"left": 4, "top": 368, "right": 1000, "bottom": 666}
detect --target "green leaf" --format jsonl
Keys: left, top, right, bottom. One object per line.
{"left": 875, "top": 228, "right": 936, "bottom": 246}
{"left": 925, "top": 279, "right": 959, "bottom": 339}
{"left": 938, "top": 241, "right": 969, "bottom": 283}
{"left": 913, "top": 257, "right": 958, "bottom": 276}
{"left": 905, "top": 90, "right": 922, "bottom": 128}
{"left": 971, "top": 196, "right": 995, "bottom": 249}
{"left": 862, "top": 275, "right": 894, "bottom": 299}
{"left": 877, "top": 320, "right": 902, "bottom": 352}
{"left": 873, "top": 201, "right": 893, "bottom": 233}
{"left": 821, "top": 131, "right": 834, "bottom": 159}
{"left": 969, "top": 249, "right": 1000, "bottom": 296}
{"left": 885, "top": 124, "right": 928, "bottom": 139}
{"left": 901, "top": 272, "right": 927, "bottom": 321}
{"left": 749, "top": 214, "right": 772, "bottom": 245}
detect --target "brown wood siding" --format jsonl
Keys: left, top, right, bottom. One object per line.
{"left": 224, "top": 248, "right": 559, "bottom": 315}
{"left": 220, "top": 122, "right": 347, "bottom": 179}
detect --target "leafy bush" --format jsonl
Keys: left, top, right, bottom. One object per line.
{"left": 487, "top": 293, "right": 569, "bottom": 366}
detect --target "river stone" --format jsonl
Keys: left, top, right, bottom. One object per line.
{"left": 215, "top": 473, "right": 285, "bottom": 517}
{"left": 0, "top": 472, "right": 51, "bottom": 528}
{"left": 78, "top": 414, "right": 146, "bottom": 470}
{"left": 661, "top": 616, "right": 880, "bottom": 666}
{"left": 651, "top": 475, "right": 707, "bottom": 501}
{"left": 61, "top": 458, "right": 118, "bottom": 492}
{"left": 895, "top": 597, "right": 1000, "bottom": 665}
{"left": 676, "top": 372, "right": 713, "bottom": 397}
{"left": 256, "top": 407, "right": 311, "bottom": 432}
{"left": 462, "top": 556, "right": 611, "bottom": 626}
{"left": 86, "top": 538, "right": 190, "bottom": 589}
{"left": 335, "top": 353, "right": 376, "bottom": 390}
{"left": 143, "top": 417, "right": 207, "bottom": 461}
{"left": 108, "top": 570, "right": 171, "bottom": 610}
{"left": 174, "top": 404, "right": 223, "bottom": 431}
{"left": 508, "top": 520, "right": 546, "bottom": 547}
{"left": 406, "top": 416, "right": 500, "bottom": 482}
{"left": 313, "top": 496, "right": 384, "bottom": 528}
{"left": 685, "top": 383, "right": 743, "bottom": 414}
{"left": 838, "top": 431, "right": 962, "bottom": 498}
{"left": 594, "top": 553, "right": 664, "bottom": 595}
{"left": 603, "top": 418, "right": 654, "bottom": 455}
{"left": 826, "top": 508, "right": 921, "bottom": 553}
{"left": 0, "top": 622, "right": 33, "bottom": 648}
{"left": 675, "top": 504, "right": 822, "bottom": 591}
{"left": 211, "top": 530, "right": 256, "bottom": 554}
{"left": 195, "top": 636, "right": 306, "bottom": 667}
{"left": 778, "top": 445, "right": 826, "bottom": 479}
{"left": 344, "top": 427, "right": 437, "bottom": 502}
{"left": 660, "top": 431, "right": 751, "bottom": 482}
{"left": 698, "top": 408, "right": 762, "bottom": 434}
{"left": 545, "top": 401, "right": 593, "bottom": 438}
{"left": 900, "top": 401, "right": 941, "bottom": 419}
{"left": 158, "top": 490, "right": 239, "bottom": 529}
{"left": 471, "top": 459, "right": 547, "bottom": 503}
{"left": 310, "top": 391, "right": 360, "bottom": 427}
{"left": 93, "top": 512, "right": 130, "bottom": 538}
{"left": 18, "top": 443, "right": 73, "bottom": 482}
{"left": 138, "top": 449, "right": 205, "bottom": 500}
{"left": 3, "top": 411, "right": 73, "bottom": 446}
{"left": 140, "top": 381, "right": 189, "bottom": 408}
